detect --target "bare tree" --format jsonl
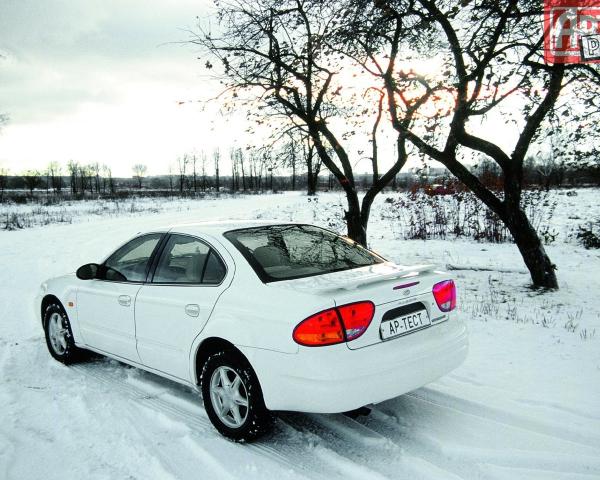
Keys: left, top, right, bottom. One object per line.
{"left": 90, "top": 162, "right": 101, "bottom": 193}
{"left": 229, "top": 147, "right": 239, "bottom": 192}
{"left": 238, "top": 149, "right": 247, "bottom": 191}
{"left": 333, "top": 0, "right": 600, "bottom": 288}
{"left": 303, "top": 135, "right": 321, "bottom": 195}
{"left": 102, "top": 164, "right": 115, "bottom": 195}
{"left": 201, "top": 151, "right": 208, "bottom": 191}
{"left": 249, "top": 149, "right": 264, "bottom": 191}
{"left": 194, "top": 0, "right": 409, "bottom": 245}
{"left": 67, "top": 160, "right": 79, "bottom": 196}
{"left": 22, "top": 170, "right": 41, "bottom": 196}
{"left": 281, "top": 133, "right": 299, "bottom": 190}
{"left": 213, "top": 148, "right": 221, "bottom": 193}
{"left": 168, "top": 163, "right": 175, "bottom": 194}
{"left": 191, "top": 154, "right": 198, "bottom": 192}
{"left": 260, "top": 147, "right": 278, "bottom": 191}
{"left": 279, "top": 129, "right": 321, "bottom": 192}
{"left": 46, "top": 161, "right": 62, "bottom": 194}
{"left": 132, "top": 163, "right": 148, "bottom": 189}
{"left": 532, "top": 154, "right": 557, "bottom": 191}
{"left": 177, "top": 155, "right": 190, "bottom": 194}
{"left": 80, "top": 165, "right": 94, "bottom": 195}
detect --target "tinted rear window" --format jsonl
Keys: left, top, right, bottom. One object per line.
{"left": 224, "top": 224, "right": 384, "bottom": 283}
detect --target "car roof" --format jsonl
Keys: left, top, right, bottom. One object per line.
{"left": 163, "top": 220, "right": 304, "bottom": 237}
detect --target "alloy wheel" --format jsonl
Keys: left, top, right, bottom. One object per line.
{"left": 209, "top": 366, "right": 249, "bottom": 428}
{"left": 48, "top": 312, "right": 68, "bottom": 355}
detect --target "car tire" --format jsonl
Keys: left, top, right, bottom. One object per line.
{"left": 201, "top": 350, "right": 273, "bottom": 442}
{"left": 43, "top": 302, "right": 83, "bottom": 364}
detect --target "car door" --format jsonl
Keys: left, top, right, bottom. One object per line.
{"left": 77, "top": 233, "right": 164, "bottom": 362}
{"left": 134, "top": 233, "right": 230, "bottom": 381}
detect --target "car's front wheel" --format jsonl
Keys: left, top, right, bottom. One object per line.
{"left": 43, "top": 303, "right": 82, "bottom": 364}
{"left": 201, "top": 350, "right": 273, "bottom": 442}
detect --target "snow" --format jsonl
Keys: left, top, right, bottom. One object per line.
{"left": 1, "top": 191, "right": 599, "bottom": 479}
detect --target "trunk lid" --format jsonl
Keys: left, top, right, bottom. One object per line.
{"left": 273, "top": 262, "right": 451, "bottom": 349}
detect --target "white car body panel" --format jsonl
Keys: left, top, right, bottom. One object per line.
{"left": 77, "top": 280, "right": 142, "bottom": 362}
{"left": 37, "top": 221, "right": 469, "bottom": 413}
{"left": 36, "top": 274, "right": 81, "bottom": 338}
{"left": 241, "top": 318, "right": 467, "bottom": 412}
{"left": 135, "top": 283, "right": 221, "bottom": 380}
{"left": 135, "top": 236, "right": 235, "bottom": 380}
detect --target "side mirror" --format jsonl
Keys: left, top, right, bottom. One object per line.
{"left": 76, "top": 263, "right": 99, "bottom": 280}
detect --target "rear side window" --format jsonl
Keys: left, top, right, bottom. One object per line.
{"left": 224, "top": 224, "right": 383, "bottom": 283}
{"left": 152, "top": 234, "right": 226, "bottom": 284}
{"left": 203, "top": 250, "right": 227, "bottom": 284}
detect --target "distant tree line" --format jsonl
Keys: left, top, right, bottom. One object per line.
{"left": 1, "top": 150, "right": 598, "bottom": 204}
{"left": 0, "top": 136, "right": 323, "bottom": 200}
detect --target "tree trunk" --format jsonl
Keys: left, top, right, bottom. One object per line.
{"left": 306, "top": 153, "right": 316, "bottom": 195}
{"left": 232, "top": 159, "right": 237, "bottom": 192}
{"left": 506, "top": 209, "right": 558, "bottom": 289}
{"left": 240, "top": 155, "right": 246, "bottom": 191}
{"left": 344, "top": 190, "right": 366, "bottom": 246}
{"left": 307, "top": 171, "right": 316, "bottom": 195}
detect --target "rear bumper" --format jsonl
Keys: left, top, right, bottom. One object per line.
{"left": 240, "top": 318, "right": 468, "bottom": 413}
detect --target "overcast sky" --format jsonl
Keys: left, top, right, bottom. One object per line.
{"left": 0, "top": 0, "right": 254, "bottom": 176}
{"left": 0, "top": 0, "right": 533, "bottom": 179}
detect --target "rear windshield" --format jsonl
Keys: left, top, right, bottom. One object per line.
{"left": 224, "top": 224, "right": 384, "bottom": 283}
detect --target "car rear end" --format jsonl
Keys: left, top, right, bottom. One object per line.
{"left": 223, "top": 224, "right": 468, "bottom": 413}
{"left": 249, "top": 266, "right": 467, "bottom": 413}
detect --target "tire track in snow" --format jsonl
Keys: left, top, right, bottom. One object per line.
{"left": 125, "top": 404, "right": 240, "bottom": 480}
{"left": 513, "top": 397, "right": 600, "bottom": 422}
{"left": 278, "top": 412, "right": 465, "bottom": 480}
{"left": 363, "top": 391, "right": 600, "bottom": 478}
{"left": 69, "top": 358, "right": 600, "bottom": 480}
{"left": 72, "top": 363, "right": 293, "bottom": 464}
{"left": 71, "top": 360, "right": 352, "bottom": 480}
{"left": 276, "top": 416, "right": 391, "bottom": 480}
{"left": 309, "top": 413, "right": 468, "bottom": 480}
{"left": 408, "top": 387, "right": 600, "bottom": 448}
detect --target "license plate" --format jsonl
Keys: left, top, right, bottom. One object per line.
{"left": 380, "top": 309, "right": 431, "bottom": 340}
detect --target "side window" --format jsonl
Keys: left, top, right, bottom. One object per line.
{"left": 152, "top": 234, "right": 226, "bottom": 284}
{"left": 103, "top": 234, "right": 162, "bottom": 282}
{"left": 203, "top": 250, "right": 227, "bottom": 284}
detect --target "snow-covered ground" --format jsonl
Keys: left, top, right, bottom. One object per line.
{"left": 1, "top": 191, "right": 599, "bottom": 480}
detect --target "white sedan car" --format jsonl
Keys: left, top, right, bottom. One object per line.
{"left": 37, "top": 222, "right": 468, "bottom": 441}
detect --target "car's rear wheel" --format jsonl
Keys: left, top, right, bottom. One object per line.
{"left": 43, "top": 303, "right": 82, "bottom": 364}
{"left": 201, "top": 350, "right": 273, "bottom": 442}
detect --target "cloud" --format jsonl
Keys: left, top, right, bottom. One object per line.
{"left": 0, "top": 0, "right": 213, "bottom": 120}
{"left": 0, "top": 0, "right": 208, "bottom": 60}
{"left": 0, "top": 0, "right": 236, "bottom": 174}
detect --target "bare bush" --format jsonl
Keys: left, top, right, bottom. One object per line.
{"left": 381, "top": 190, "right": 556, "bottom": 244}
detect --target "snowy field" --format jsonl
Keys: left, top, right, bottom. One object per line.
{"left": 1, "top": 191, "right": 599, "bottom": 480}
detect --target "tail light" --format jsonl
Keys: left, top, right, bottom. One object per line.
{"left": 432, "top": 280, "right": 456, "bottom": 312}
{"left": 293, "top": 301, "right": 375, "bottom": 347}
{"left": 292, "top": 308, "right": 344, "bottom": 347}
{"left": 337, "top": 302, "right": 375, "bottom": 340}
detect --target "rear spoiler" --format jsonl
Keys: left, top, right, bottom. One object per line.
{"left": 319, "top": 264, "right": 440, "bottom": 293}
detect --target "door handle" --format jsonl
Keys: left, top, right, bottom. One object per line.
{"left": 185, "top": 304, "right": 200, "bottom": 317}
{"left": 118, "top": 295, "right": 131, "bottom": 307}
